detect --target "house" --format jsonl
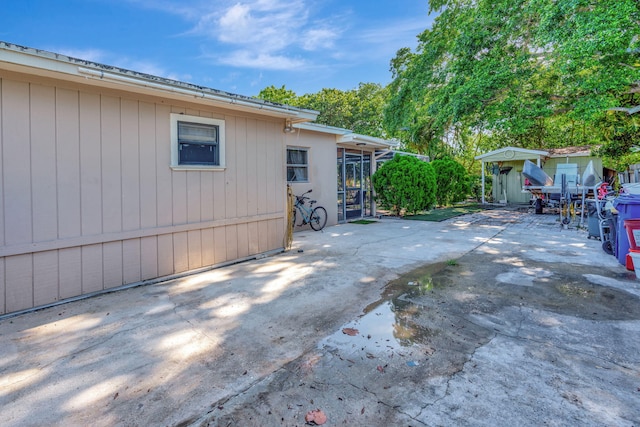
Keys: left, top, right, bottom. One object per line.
{"left": 475, "top": 146, "right": 612, "bottom": 204}
{"left": 286, "top": 122, "right": 398, "bottom": 225}
{"left": 0, "top": 42, "right": 324, "bottom": 316}
{"left": 0, "top": 42, "right": 400, "bottom": 316}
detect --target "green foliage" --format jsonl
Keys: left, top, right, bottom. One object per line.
{"left": 372, "top": 155, "right": 436, "bottom": 215}
{"left": 384, "top": 0, "right": 640, "bottom": 165}
{"left": 297, "top": 88, "right": 358, "bottom": 130}
{"left": 256, "top": 83, "right": 388, "bottom": 138}
{"left": 431, "top": 157, "right": 471, "bottom": 206}
{"left": 256, "top": 85, "right": 298, "bottom": 105}
{"left": 594, "top": 115, "right": 640, "bottom": 170}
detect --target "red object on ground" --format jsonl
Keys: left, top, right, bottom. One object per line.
{"left": 624, "top": 219, "right": 640, "bottom": 251}
{"left": 305, "top": 409, "right": 327, "bottom": 425}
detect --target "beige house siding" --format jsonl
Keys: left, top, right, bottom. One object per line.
{"left": 286, "top": 129, "right": 338, "bottom": 228}
{"left": 286, "top": 127, "right": 384, "bottom": 228}
{"left": 0, "top": 72, "right": 286, "bottom": 315}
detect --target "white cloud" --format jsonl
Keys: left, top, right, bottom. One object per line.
{"left": 123, "top": 0, "right": 429, "bottom": 75}
{"left": 217, "top": 50, "right": 306, "bottom": 70}
{"left": 213, "top": 1, "right": 307, "bottom": 50}
{"left": 302, "top": 28, "right": 339, "bottom": 51}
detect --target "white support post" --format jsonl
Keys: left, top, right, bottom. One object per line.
{"left": 481, "top": 161, "right": 486, "bottom": 204}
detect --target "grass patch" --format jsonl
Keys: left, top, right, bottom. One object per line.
{"left": 403, "top": 204, "right": 483, "bottom": 222}
{"left": 349, "top": 219, "right": 378, "bottom": 225}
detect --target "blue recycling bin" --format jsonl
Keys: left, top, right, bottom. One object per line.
{"left": 613, "top": 194, "right": 640, "bottom": 265}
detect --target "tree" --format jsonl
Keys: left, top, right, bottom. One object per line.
{"left": 297, "top": 88, "right": 357, "bottom": 130}
{"left": 255, "top": 84, "right": 389, "bottom": 138}
{"left": 350, "top": 83, "right": 389, "bottom": 137}
{"left": 371, "top": 155, "right": 436, "bottom": 215}
{"left": 384, "top": 0, "right": 640, "bottom": 166}
{"left": 431, "top": 157, "right": 471, "bottom": 206}
{"left": 256, "top": 85, "right": 298, "bottom": 105}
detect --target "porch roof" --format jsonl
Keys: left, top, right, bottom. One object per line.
{"left": 293, "top": 122, "right": 399, "bottom": 149}
{"left": 475, "top": 147, "right": 548, "bottom": 163}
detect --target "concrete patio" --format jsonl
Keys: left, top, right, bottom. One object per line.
{"left": 1, "top": 209, "right": 639, "bottom": 426}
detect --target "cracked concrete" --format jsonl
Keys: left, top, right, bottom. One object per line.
{"left": 1, "top": 208, "right": 639, "bottom": 426}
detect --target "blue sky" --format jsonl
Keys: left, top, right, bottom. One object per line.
{"left": 0, "top": 0, "right": 434, "bottom": 97}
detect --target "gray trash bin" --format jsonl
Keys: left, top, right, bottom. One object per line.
{"left": 586, "top": 200, "right": 600, "bottom": 239}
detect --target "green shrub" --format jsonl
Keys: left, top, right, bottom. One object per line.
{"left": 431, "top": 157, "right": 471, "bottom": 206}
{"left": 372, "top": 155, "right": 436, "bottom": 215}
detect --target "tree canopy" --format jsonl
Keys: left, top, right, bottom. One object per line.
{"left": 385, "top": 0, "right": 640, "bottom": 166}
{"left": 256, "top": 83, "right": 388, "bottom": 138}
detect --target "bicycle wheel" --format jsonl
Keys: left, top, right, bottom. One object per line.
{"left": 309, "top": 206, "right": 327, "bottom": 231}
{"left": 292, "top": 208, "right": 298, "bottom": 227}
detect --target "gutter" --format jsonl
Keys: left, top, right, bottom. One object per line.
{"left": 0, "top": 41, "right": 318, "bottom": 121}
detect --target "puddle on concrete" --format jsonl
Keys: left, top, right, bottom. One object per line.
{"left": 320, "top": 261, "right": 451, "bottom": 354}
{"left": 369, "top": 261, "right": 450, "bottom": 310}
{"left": 318, "top": 299, "right": 438, "bottom": 353}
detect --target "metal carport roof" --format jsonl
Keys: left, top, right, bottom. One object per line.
{"left": 475, "top": 147, "right": 549, "bottom": 204}
{"left": 474, "top": 147, "right": 549, "bottom": 162}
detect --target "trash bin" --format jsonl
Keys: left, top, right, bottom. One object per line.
{"left": 624, "top": 218, "right": 640, "bottom": 250}
{"left": 586, "top": 199, "right": 600, "bottom": 239}
{"left": 613, "top": 194, "right": 640, "bottom": 265}
{"left": 623, "top": 218, "right": 640, "bottom": 270}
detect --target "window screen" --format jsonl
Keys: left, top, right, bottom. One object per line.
{"left": 287, "top": 148, "right": 309, "bottom": 182}
{"left": 178, "top": 121, "right": 219, "bottom": 166}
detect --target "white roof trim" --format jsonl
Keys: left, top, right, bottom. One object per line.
{"left": 0, "top": 41, "right": 318, "bottom": 121}
{"left": 375, "top": 150, "right": 429, "bottom": 161}
{"left": 293, "top": 122, "right": 351, "bottom": 135}
{"left": 293, "top": 122, "right": 398, "bottom": 149}
{"left": 338, "top": 133, "right": 399, "bottom": 148}
{"left": 475, "top": 147, "right": 549, "bottom": 161}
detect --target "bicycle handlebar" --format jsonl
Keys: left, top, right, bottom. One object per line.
{"left": 295, "top": 190, "right": 313, "bottom": 204}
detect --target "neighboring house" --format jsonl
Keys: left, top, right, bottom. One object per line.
{"left": 286, "top": 122, "right": 398, "bottom": 226}
{"left": 0, "top": 42, "right": 321, "bottom": 315}
{"left": 475, "top": 146, "right": 610, "bottom": 204}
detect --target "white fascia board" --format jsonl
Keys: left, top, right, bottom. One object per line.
{"left": 292, "top": 122, "right": 352, "bottom": 135}
{"left": 338, "top": 133, "right": 399, "bottom": 149}
{"left": 293, "top": 123, "right": 399, "bottom": 149}
{"left": 475, "top": 146, "right": 548, "bottom": 161}
{"left": 0, "top": 42, "right": 318, "bottom": 121}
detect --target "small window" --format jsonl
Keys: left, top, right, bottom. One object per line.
{"left": 287, "top": 147, "right": 309, "bottom": 182}
{"left": 170, "top": 114, "right": 225, "bottom": 170}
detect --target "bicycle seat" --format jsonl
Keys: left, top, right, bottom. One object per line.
{"left": 310, "top": 200, "right": 317, "bottom": 204}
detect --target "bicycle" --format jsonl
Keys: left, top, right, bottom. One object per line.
{"left": 292, "top": 189, "right": 327, "bottom": 231}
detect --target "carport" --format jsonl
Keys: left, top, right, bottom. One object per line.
{"left": 475, "top": 147, "right": 548, "bottom": 204}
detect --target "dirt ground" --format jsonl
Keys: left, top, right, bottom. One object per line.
{"left": 1, "top": 209, "right": 639, "bottom": 427}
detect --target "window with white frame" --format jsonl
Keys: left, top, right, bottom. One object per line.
{"left": 287, "top": 147, "right": 309, "bottom": 182}
{"left": 170, "top": 114, "right": 225, "bottom": 169}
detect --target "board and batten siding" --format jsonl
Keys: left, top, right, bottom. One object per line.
{"left": 0, "top": 74, "right": 286, "bottom": 315}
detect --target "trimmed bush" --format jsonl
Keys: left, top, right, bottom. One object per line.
{"left": 431, "top": 157, "right": 471, "bottom": 206}
{"left": 372, "top": 155, "right": 436, "bottom": 215}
